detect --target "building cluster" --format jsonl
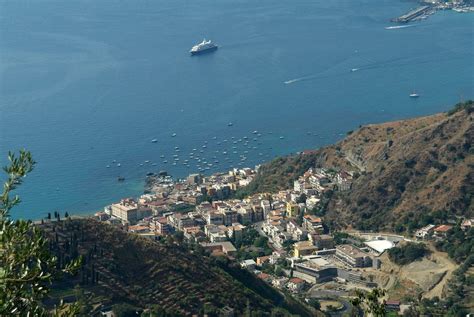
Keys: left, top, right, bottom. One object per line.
{"left": 94, "top": 165, "right": 392, "bottom": 294}
{"left": 95, "top": 166, "right": 353, "bottom": 245}
{"left": 415, "top": 220, "right": 474, "bottom": 241}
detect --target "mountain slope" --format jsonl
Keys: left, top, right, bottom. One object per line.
{"left": 243, "top": 101, "right": 474, "bottom": 230}
{"left": 42, "top": 219, "right": 311, "bottom": 316}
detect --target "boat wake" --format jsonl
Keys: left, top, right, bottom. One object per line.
{"left": 384, "top": 24, "right": 415, "bottom": 30}
{"left": 284, "top": 78, "right": 303, "bottom": 84}
{"left": 284, "top": 74, "right": 322, "bottom": 84}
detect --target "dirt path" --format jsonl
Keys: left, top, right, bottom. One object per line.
{"left": 423, "top": 244, "right": 458, "bottom": 299}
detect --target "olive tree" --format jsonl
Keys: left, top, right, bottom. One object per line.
{"left": 0, "top": 150, "right": 81, "bottom": 316}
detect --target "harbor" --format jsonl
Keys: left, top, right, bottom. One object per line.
{"left": 391, "top": 6, "right": 432, "bottom": 23}
{"left": 391, "top": 1, "right": 473, "bottom": 24}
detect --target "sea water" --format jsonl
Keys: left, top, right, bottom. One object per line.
{"left": 0, "top": 0, "right": 472, "bottom": 219}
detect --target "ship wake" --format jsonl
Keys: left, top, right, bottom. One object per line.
{"left": 384, "top": 24, "right": 416, "bottom": 30}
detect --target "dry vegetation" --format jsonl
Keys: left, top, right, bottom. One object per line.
{"left": 40, "top": 219, "right": 305, "bottom": 316}
{"left": 242, "top": 102, "right": 474, "bottom": 231}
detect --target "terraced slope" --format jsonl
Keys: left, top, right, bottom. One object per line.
{"left": 42, "top": 219, "right": 311, "bottom": 316}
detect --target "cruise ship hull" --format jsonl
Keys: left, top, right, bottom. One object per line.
{"left": 190, "top": 46, "right": 218, "bottom": 55}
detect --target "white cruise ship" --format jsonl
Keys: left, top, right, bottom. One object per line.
{"left": 190, "top": 39, "right": 218, "bottom": 55}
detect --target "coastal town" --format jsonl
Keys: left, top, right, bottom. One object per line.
{"left": 90, "top": 158, "right": 473, "bottom": 315}
{"left": 391, "top": 0, "right": 474, "bottom": 24}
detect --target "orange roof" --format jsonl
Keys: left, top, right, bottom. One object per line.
{"left": 304, "top": 215, "right": 322, "bottom": 223}
{"left": 256, "top": 255, "right": 271, "bottom": 264}
{"left": 128, "top": 225, "right": 148, "bottom": 232}
{"left": 257, "top": 273, "right": 270, "bottom": 280}
{"left": 434, "top": 225, "right": 452, "bottom": 232}
{"left": 289, "top": 277, "right": 304, "bottom": 284}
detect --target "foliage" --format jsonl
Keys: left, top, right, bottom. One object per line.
{"left": 387, "top": 242, "right": 428, "bottom": 265}
{"left": 295, "top": 193, "right": 307, "bottom": 204}
{"left": 435, "top": 225, "right": 474, "bottom": 263}
{"left": 332, "top": 232, "right": 349, "bottom": 245}
{"left": 234, "top": 152, "right": 323, "bottom": 197}
{"left": 307, "top": 298, "right": 320, "bottom": 310}
{"left": 112, "top": 303, "right": 140, "bottom": 317}
{"left": 447, "top": 100, "right": 474, "bottom": 116}
{"left": 253, "top": 236, "right": 269, "bottom": 248}
{"left": 0, "top": 150, "right": 81, "bottom": 316}
{"left": 350, "top": 288, "right": 386, "bottom": 317}
{"left": 396, "top": 210, "right": 449, "bottom": 234}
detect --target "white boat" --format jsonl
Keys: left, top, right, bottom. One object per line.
{"left": 409, "top": 91, "right": 420, "bottom": 98}
{"left": 189, "top": 39, "right": 218, "bottom": 55}
{"left": 151, "top": 139, "right": 158, "bottom": 143}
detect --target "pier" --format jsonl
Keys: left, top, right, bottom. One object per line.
{"left": 392, "top": 6, "right": 431, "bottom": 23}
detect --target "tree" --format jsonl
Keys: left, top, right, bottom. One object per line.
{"left": 112, "top": 303, "right": 140, "bottom": 317}
{"left": 307, "top": 298, "right": 320, "bottom": 310}
{"left": 0, "top": 150, "right": 81, "bottom": 315}
{"left": 350, "top": 288, "right": 386, "bottom": 317}
{"left": 388, "top": 242, "right": 428, "bottom": 265}
{"left": 296, "top": 193, "right": 307, "bottom": 204}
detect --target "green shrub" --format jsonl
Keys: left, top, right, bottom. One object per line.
{"left": 388, "top": 242, "right": 428, "bottom": 265}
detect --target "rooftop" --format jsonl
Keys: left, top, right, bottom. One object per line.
{"left": 434, "top": 224, "right": 453, "bottom": 232}
{"left": 336, "top": 244, "right": 369, "bottom": 258}
{"left": 289, "top": 277, "right": 305, "bottom": 284}
{"left": 364, "top": 239, "right": 395, "bottom": 254}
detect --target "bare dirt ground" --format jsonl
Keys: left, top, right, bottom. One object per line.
{"left": 366, "top": 244, "right": 458, "bottom": 300}
{"left": 422, "top": 245, "right": 458, "bottom": 299}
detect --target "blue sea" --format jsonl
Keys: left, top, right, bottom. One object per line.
{"left": 0, "top": 0, "right": 472, "bottom": 220}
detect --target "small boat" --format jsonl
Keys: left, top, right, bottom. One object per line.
{"left": 228, "top": 122, "right": 233, "bottom": 126}
{"left": 117, "top": 163, "right": 121, "bottom": 167}
{"left": 145, "top": 160, "right": 150, "bottom": 163}
{"left": 106, "top": 165, "right": 110, "bottom": 168}
{"left": 351, "top": 68, "right": 359, "bottom": 72}
{"left": 279, "top": 136, "right": 284, "bottom": 139}
{"left": 171, "top": 133, "right": 177, "bottom": 137}
{"left": 151, "top": 139, "right": 158, "bottom": 143}
{"left": 117, "top": 176, "right": 125, "bottom": 182}
{"left": 409, "top": 91, "right": 420, "bottom": 98}
{"left": 160, "top": 155, "right": 165, "bottom": 158}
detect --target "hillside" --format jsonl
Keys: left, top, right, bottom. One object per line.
{"left": 41, "top": 219, "right": 311, "bottom": 316}
{"left": 241, "top": 101, "right": 474, "bottom": 231}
